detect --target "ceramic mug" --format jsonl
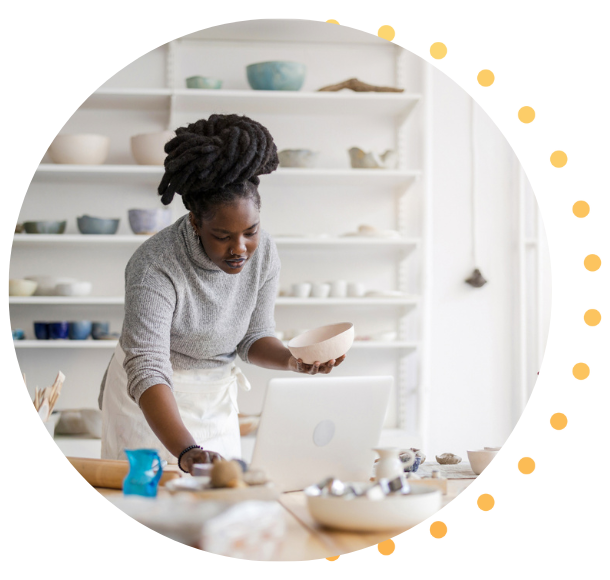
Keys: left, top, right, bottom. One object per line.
{"left": 69, "top": 321, "right": 92, "bottom": 340}
{"left": 311, "top": 282, "right": 331, "bottom": 299}
{"left": 329, "top": 280, "right": 348, "bottom": 298}
{"left": 292, "top": 282, "right": 312, "bottom": 298}
{"left": 49, "top": 322, "right": 69, "bottom": 340}
{"left": 34, "top": 322, "right": 49, "bottom": 340}
{"left": 347, "top": 282, "right": 366, "bottom": 297}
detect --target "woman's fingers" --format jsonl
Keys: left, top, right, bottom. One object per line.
{"left": 334, "top": 354, "right": 347, "bottom": 367}
{"left": 310, "top": 361, "right": 321, "bottom": 375}
{"left": 323, "top": 359, "right": 336, "bottom": 374}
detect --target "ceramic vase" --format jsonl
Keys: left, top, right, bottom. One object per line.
{"left": 373, "top": 447, "right": 404, "bottom": 481}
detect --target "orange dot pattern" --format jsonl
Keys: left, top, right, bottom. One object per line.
{"left": 584, "top": 309, "right": 601, "bottom": 326}
{"left": 550, "top": 413, "right": 568, "bottom": 430}
{"left": 572, "top": 362, "right": 590, "bottom": 380}
{"left": 518, "top": 106, "right": 535, "bottom": 123}
{"left": 584, "top": 254, "right": 601, "bottom": 271}
{"left": 326, "top": 20, "right": 339, "bottom": 25}
{"left": 326, "top": 556, "right": 340, "bottom": 561}
{"left": 477, "top": 494, "right": 495, "bottom": 511}
{"left": 430, "top": 42, "right": 447, "bottom": 59}
{"left": 430, "top": 521, "right": 447, "bottom": 538}
{"left": 477, "top": 69, "right": 495, "bottom": 86}
{"left": 378, "top": 25, "right": 395, "bottom": 41}
{"left": 573, "top": 201, "right": 590, "bottom": 217}
{"left": 550, "top": 150, "right": 568, "bottom": 167}
{"left": 377, "top": 539, "right": 395, "bottom": 555}
{"left": 518, "top": 457, "right": 536, "bottom": 474}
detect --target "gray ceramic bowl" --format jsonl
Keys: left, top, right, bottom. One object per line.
{"left": 246, "top": 61, "right": 306, "bottom": 91}
{"left": 23, "top": 221, "right": 67, "bottom": 234}
{"left": 128, "top": 208, "right": 173, "bottom": 235}
{"left": 77, "top": 215, "right": 120, "bottom": 235}
{"left": 186, "top": 76, "right": 223, "bottom": 89}
{"left": 278, "top": 149, "right": 319, "bottom": 168}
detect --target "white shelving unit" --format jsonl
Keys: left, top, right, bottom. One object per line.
{"left": 11, "top": 22, "right": 431, "bottom": 446}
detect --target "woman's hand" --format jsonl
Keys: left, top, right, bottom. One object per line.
{"left": 180, "top": 447, "right": 223, "bottom": 475}
{"left": 289, "top": 354, "right": 347, "bottom": 375}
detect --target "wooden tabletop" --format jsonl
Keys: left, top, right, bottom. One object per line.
{"left": 96, "top": 477, "right": 473, "bottom": 560}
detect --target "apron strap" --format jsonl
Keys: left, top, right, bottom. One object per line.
{"left": 231, "top": 364, "right": 252, "bottom": 392}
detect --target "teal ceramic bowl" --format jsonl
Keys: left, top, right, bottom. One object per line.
{"left": 23, "top": 220, "right": 67, "bottom": 234}
{"left": 186, "top": 76, "right": 223, "bottom": 89}
{"left": 77, "top": 215, "right": 120, "bottom": 235}
{"left": 246, "top": 61, "right": 306, "bottom": 91}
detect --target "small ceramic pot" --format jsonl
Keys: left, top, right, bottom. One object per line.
{"left": 130, "top": 131, "right": 175, "bottom": 165}
{"left": 34, "top": 323, "right": 49, "bottom": 340}
{"left": 128, "top": 208, "right": 173, "bottom": 235}
{"left": 92, "top": 322, "right": 110, "bottom": 340}
{"left": 185, "top": 76, "right": 223, "bottom": 89}
{"left": 77, "top": 215, "right": 120, "bottom": 235}
{"left": 467, "top": 449, "right": 499, "bottom": 475}
{"left": 329, "top": 280, "right": 348, "bottom": 298}
{"left": 12, "top": 329, "right": 25, "bottom": 340}
{"left": 311, "top": 282, "right": 331, "bottom": 298}
{"left": 403, "top": 455, "right": 422, "bottom": 473}
{"left": 49, "top": 322, "right": 69, "bottom": 340}
{"left": 23, "top": 221, "right": 67, "bottom": 234}
{"left": 9, "top": 279, "right": 38, "bottom": 297}
{"left": 69, "top": 321, "right": 92, "bottom": 340}
{"left": 373, "top": 448, "right": 405, "bottom": 481}
{"left": 246, "top": 61, "right": 306, "bottom": 91}
{"left": 49, "top": 134, "right": 110, "bottom": 165}
{"left": 55, "top": 281, "right": 92, "bottom": 297}
{"left": 291, "top": 282, "right": 312, "bottom": 298}
{"left": 347, "top": 282, "right": 366, "bottom": 297}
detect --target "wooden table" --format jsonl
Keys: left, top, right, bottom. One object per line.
{"left": 96, "top": 477, "right": 473, "bottom": 560}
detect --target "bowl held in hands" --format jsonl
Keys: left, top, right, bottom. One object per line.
{"left": 49, "top": 134, "right": 110, "bottom": 165}
{"left": 130, "top": 131, "right": 175, "bottom": 165}
{"left": 287, "top": 322, "right": 354, "bottom": 364}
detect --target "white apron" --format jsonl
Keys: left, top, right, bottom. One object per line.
{"left": 100, "top": 344, "right": 251, "bottom": 464}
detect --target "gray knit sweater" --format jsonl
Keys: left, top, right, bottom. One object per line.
{"left": 98, "top": 214, "right": 280, "bottom": 408}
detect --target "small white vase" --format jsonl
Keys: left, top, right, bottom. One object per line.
{"left": 373, "top": 447, "right": 404, "bottom": 481}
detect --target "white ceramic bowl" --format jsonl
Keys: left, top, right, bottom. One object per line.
{"left": 287, "top": 322, "right": 354, "bottom": 364}
{"left": 49, "top": 134, "right": 110, "bottom": 165}
{"left": 307, "top": 483, "right": 441, "bottom": 532}
{"left": 25, "top": 276, "right": 78, "bottom": 296}
{"left": 130, "top": 130, "right": 175, "bottom": 165}
{"left": 54, "top": 281, "right": 92, "bottom": 297}
{"left": 9, "top": 279, "right": 38, "bottom": 297}
{"left": 467, "top": 449, "right": 498, "bottom": 475}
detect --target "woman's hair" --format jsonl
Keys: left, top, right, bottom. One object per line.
{"left": 158, "top": 114, "right": 279, "bottom": 223}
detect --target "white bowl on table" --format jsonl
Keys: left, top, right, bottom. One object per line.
{"left": 287, "top": 322, "right": 354, "bottom": 365}
{"left": 306, "top": 483, "right": 441, "bottom": 532}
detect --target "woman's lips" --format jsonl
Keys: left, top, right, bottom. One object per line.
{"left": 225, "top": 258, "right": 246, "bottom": 269}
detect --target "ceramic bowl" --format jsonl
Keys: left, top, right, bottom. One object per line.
{"left": 25, "top": 276, "right": 78, "bottom": 296}
{"left": 68, "top": 321, "right": 92, "bottom": 340}
{"left": 306, "top": 483, "right": 441, "bottom": 532}
{"left": 287, "top": 322, "right": 354, "bottom": 365}
{"left": 15, "top": 223, "right": 24, "bottom": 234}
{"left": 278, "top": 149, "right": 319, "bottom": 168}
{"left": 128, "top": 208, "right": 173, "bottom": 235}
{"left": 291, "top": 282, "right": 312, "bottom": 298}
{"left": 92, "top": 322, "right": 110, "bottom": 340}
{"left": 34, "top": 322, "right": 49, "bottom": 340}
{"left": 185, "top": 76, "right": 223, "bottom": 89}
{"left": 23, "top": 220, "right": 67, "bottom": 234}
{"left": 467, "top": 449, "right": 499, "bottom": 475}
{"left": 310, "top": 282, "right": 331, "bottom": 298}
{"left": 9, "top": 279, "right": 38, "bottom": 297}
{"left": 49, "top": 134, "right": 110, "bottom": 165}
{"left": 246, "top": 61, "right": 306, "bottom": 91}
{"left": 49, "top": 322, "right": 69, "bottom": 340}
{"left": 55, "top": 281, "right": 92, "bottom": 297}
{"left": 77, "top": 215, "right": 120, "bottom": 235}
{"left": 130, "top": 131, "right": 175, "bottom": 165}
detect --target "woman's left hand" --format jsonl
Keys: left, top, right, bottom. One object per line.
{"left": 289, "top": 354, "right": 346, "bottom": 375}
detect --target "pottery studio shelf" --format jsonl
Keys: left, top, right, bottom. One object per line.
{"left": 32, "top": 165, "right": 421, "bottom": 189}
{"left": 13, "top": 339, "right": 418, "bottom": 351}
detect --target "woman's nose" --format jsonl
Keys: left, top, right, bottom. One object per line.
{"left": 231, "top": 237, "right": 247, "bottom": 255}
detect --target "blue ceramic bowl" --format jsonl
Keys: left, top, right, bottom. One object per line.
{"left": 34, "top": 322, "right": 49, "bottom": 340}
{"left": 403, "top": 456, "right": 422, "bottom": 473}
{"left": 69, "top": 321, "right": 92, "bottom": 340}
{"left": 92, "top": 322, "right": 110, "bottom": 340}
{"left": 23, "top": 221, "right": 67, "bottom": 234}
{"left": 49, "top": 322, "right": 69, "bottom": 340}
{"left": 246, "top": 61, "right": 306, "bottom": 91}
{"left": 12, "top": 329, "right": 25, "bottom": 340}
{"left": 77, "top": 215, "right": 120, "bottom": 235}
{"left": 186, "top": 76, "right": 223, "bottom": 89}
{"left": 128, "top": 208, "right": 172, "bottom": 235}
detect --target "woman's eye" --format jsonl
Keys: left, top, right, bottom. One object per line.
{"left": 214, "top": 235, "right": 230, "bottom": 241}
{"left": 246, "top": 230, "right": 258, "bottom": 237}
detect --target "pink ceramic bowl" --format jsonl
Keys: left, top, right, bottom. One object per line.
{"left": 287, "top": 322, "right": 354, "bottom": 365}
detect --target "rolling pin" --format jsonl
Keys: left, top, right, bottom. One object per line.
{"left": 67, "top": 457, "right": 182, "bottom": 490}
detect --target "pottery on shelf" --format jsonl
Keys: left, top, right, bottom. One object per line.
{"left": 15, "top": 224, "right": 24, "bottom": 234}
{"left": 12, "top": 329, "right": 25, "bottom": 340}
{"left": 436, "top": 453, "right": 462, "bottom": 465}
{"left": 48, "top": 322, "right": 69, "bottom": 340}
{"left": 374, "top": 447, "right": 407, "bottom": 481}
{"left": 467, "top": 449, "right": 498, "bottom": 475}
{"left": 287, "top": 322, "right": 354, "bottom": 365}
{"left": 291, "top": 282, "right": 312, "bottom": 298}
{"left": 55, "top": 281, "right": 92, "bottom": 297}
{"left": 246, "top": 61, "right": 306, "bottom": 91}
{"left": 278, "top": 149, "right": 319, "bottom": 168}
{"left": 310, "top": 282, "right": 331, "bottom": 299}
{"left": 365, "top": 290, "right": 407, "bottom": 299}
{"left": 130, "top": 131, "right": 175, "bottom": 166}
{"left": 128, "top": 208, "right": 173, "bottom": 235}
{"left": 49, "top": 134, "right": 110, "bottom": 165}
{"left": 348, "top": 147, "right": 398, "bottom": 169}
{"left": 9, "top": 279, "right": 38, "bottom": 297}
{"left": 347, "top": 282, "right": 366, "bottom": 297}
{"left": 77, "top": 215, "right": 120, "bottom": 235}
{"left": 25, "top": 276, "right": 78, "bottom": 296}
{"left": 34, "top": 322, "right": 50, "bottom": 340}
{"left": 68, "top": 321, "right": 92, "bottom": 340}
{"left": 372, "top": 330, "right": 398, "bottom": 342}
{"left": 341, "top": 224, "right": 402, "bottom": 239}
{"left": 23, "top": 221, "right": 67, "bottom": 234}
{"left": 329, "top": 280, "right": 348, "bottom": 298}
{"left": 91, "top": 322, "right": 110, "bottom": 340}
{"left": 185, "top": 76, "right": 223, "bottom": 89}
{"left": 317, "top": 78, "right": 405, "bottom": 93}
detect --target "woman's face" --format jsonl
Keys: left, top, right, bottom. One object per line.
{"left": 191, "top": 197, "right": 260, "bottom": 275}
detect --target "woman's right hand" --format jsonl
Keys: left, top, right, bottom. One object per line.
{"left": 180, "top": 447, "right": 223, "bottom": 475}
{"left": 289, "top": 354, "right": 346, "bottom": 375}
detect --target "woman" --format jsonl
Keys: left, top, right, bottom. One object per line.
{"left": 99, "top": 114, "right": 346, "bottom": 474}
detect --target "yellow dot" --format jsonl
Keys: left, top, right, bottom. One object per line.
{"left": 377, "top": 539, "right": 395, "bottom": 555}
{"left": 477, "top": 494, "right": 495, "bottom": 511}
{"left": 430, "top": 42, "right": 447, "bottom": 59}
{"left": 378, "top": 25, "right": 395, "bottom": 41}
{"left": 584, "top": 309, "right": 601, "bottom": 326}
{"left": 430, "top": 521, "right": 447, "bottom": 538}
{"left": 572, "top": 362, "right": 590, "bottom": 380}
{"left": 326, "top": 20, "right": 339, "bottom": 25}
{"left": 518, "top": 106, "right": 535, "bottom": 123}
{"left": 518, "top": 457, "right": 535, "bottom": 474}
{"left": 550, "top": 413, "right": 568, "bottom": 430}
{"left": 550, "top": 150, "right": 568, "bottom": 167}
{"left": 573, "top": 201, "right": 590, "bottom": 217}
{"left": 477, "top": 70, "right": 495, "bottom": 87}
{"left": 326, "top": 556, "right": 340, "bottom": 561}
{"left": 584, "top": 254, "right": 601, "bottom": 271}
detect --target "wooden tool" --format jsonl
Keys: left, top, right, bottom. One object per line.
{"left": 67, "top": 457, "right": 181, "bottom": 490}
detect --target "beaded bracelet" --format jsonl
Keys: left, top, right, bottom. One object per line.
{"left": 178, "top": 444, "right": 203, "bottom": 473}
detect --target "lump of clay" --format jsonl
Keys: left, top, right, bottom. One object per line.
{"left": 210, "top": 460, "right": 247, "bottom": 488}
{"left": 436, "top": 453, "right": 462, "bottom": 465}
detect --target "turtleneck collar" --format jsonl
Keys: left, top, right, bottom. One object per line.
{"left": 177, "top": 214, "right": 224, "bottom": 272}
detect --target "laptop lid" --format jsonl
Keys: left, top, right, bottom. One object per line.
{"left": 250, "top": 375, "right": 392, "bottom": 492}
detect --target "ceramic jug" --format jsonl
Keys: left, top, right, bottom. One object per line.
{"left": 123, "top": 449, "right": 163, "bottom": 497}
{"left": 373, "top": 447, "right": 410, "bottom": 481}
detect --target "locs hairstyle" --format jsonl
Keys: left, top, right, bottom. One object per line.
{"left": 157, "top": 114, "right": 279, "bottom": 224}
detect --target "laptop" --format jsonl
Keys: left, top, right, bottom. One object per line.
{"left": 250, "top": 375, "right": 392, "bottom": 492}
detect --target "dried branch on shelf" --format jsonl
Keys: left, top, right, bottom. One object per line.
{"left": 317, "top": 78, "right": 405, "bottom": 93}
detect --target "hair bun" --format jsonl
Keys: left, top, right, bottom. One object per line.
{"left": 158, "top": 114, "right": 278, "bottom": 205}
